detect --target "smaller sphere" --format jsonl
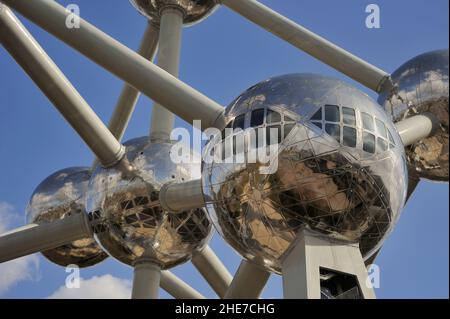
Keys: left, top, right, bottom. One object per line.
{"left": 26, "top": 167, "right": 108, "bottom": 268}
{"left": 129, "top": 0, "right": 218, "bottom": 26}
{"left": 86, "top": 137, "right": 212, "bottom": 269}
{"left": 378, "top": 49, "right": 449, "bottom": 182}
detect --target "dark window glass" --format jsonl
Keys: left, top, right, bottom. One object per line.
{"left": 342, "top": 107, "right": 356, "bottom": 126}
{"left": 362, "top": 112, "right": 375, "bottom": 132}
{"left": 266, "top": 125, "right": 282, "bottom": 145}
{"left": 325, "top": 105, "right": 340, "bottom": 122}
{"left": 222, "top": 121, "right": 233, "bottom": 140}
{"left": 266, "top": 109, "right": 281, "bottom": 124}
{"left": 233, "top": 114, "right": 246, "bottom": 130}
{"left": 375, "top": 118, "right": 388, "bottom": 138}
{"left": 284, "top": 123, "right": 295, "bottom": 138}
{"left": 311, "top": 108, "right": 322, "bottom": 121}
{"left": 233, "top": 133, "right": 245, "bottom": 155}
{"left": 377, "top": 138, "right": 388, "bottom": 152}
{"left": 343, "top": 126, "right": 357, "bottom": 147}
{"left": 363, "top": 132, "right": 376, "bottom": 153}
{"left": 325, "top": 123, "right": 340, "bottom": 142}
{"left": 312, "top": 121, "right": 323, "bottom": 129}
{"left": 250, "top": 109, "right": 265, "bottom": 127}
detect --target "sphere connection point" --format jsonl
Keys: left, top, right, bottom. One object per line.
{"left": 378, "top": 49, "right": 449, "bottom": 182}
{"left": 86, "top": 137, "right": 212, "bottom": 269}
{"left": 129, "top": 0, "right": 218, "bottom": 26}
{"left": 26, "top": 167, "right": 108, "bottom": 268}
{"left": 202, "top": 73, "right": 408, "bottom": 274}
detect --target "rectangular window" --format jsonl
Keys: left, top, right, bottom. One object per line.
{"left": 325, "top": 105, "right": 340, "bottom": 122}
{"left": 342, "top": 107, "right": 356, "bottom": 126}
{"left": 250, "top": 109, "right": 265, "bottom": 127}
{"left": 363, "top": 132, "right": 376, "bottom": 153}
{"left": 377, "top": 138, "right": 388, "bottom": 152}
{"left": 325, "top": 123, "right": 341, "bottom": 142}
{"left": 362, "top": 112, "right": 375, "bottom": 132}
{"left": 375, "top": 118, "right": 388, "bottom": 139}
{"left": 284, "top": 123, "right": 295, "bottom": 138}
{"left": 266, "top": 125, "right": 282, "bottom": 145}
{"left": 343, "top": 126, "right": 357, "bottom": 147}
{"left": 267, "top": 109, "right": 281, "bottom": 124}
{"left": 311, "top": 108, "right": 322, "bottom": 121}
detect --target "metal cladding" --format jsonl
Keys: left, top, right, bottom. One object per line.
{"left": 86, "top": 137, "right": 212, "bottom": 269}
{"left": 26, "top": 167, "right": 108, "bottom": 267}
{"left": 129, "top": 0, "right": 218, "bottom": 26}
{"left": 378, "top": 49, "right": 449, "bottom": 182}
{"left": 202, "top": 74, "right": 408, "bottom": 274}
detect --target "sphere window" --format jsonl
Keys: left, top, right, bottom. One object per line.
{"left": 284, "top": 123, "right": 295, "bottom": 138}
{"left": 233, "top": 114, "right": 246, "bottom": 130}
{"left": 266, "top": 125, "right": 282, "bottom": 145}
{"left": 362, "top": 112, "right": 375, "bottom": 132}
{"left": 363, "top": 132, "right": 376, "bottom": 153}
{"left": 325, "top": 105, "right": 340, "bottom": 122}
{"left": 377, "top": 137, "right": 389, "bottom": 152}
{"left": 250, "top": 109, "right": 265, "bottom": 127}
{"left": 343, "top": 126, "right": 357, "bottom": 148}
{"left": 343, "top": 107, "right": 356, "bottom": 126}
{"left": 267, "top": 109, "right": 282, "bottom": 124}
{"left": 375, "top": 118, "right": 388, "bottom": 139}
{"left": 311, "top": 108, "right": 323, "bottom": 121}
{"left": 325, "top": 123, "right": 341, "bottom": 142}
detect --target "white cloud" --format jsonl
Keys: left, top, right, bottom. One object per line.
{"left": 47, "top": 275, "right": 132, "bottom": 299}
{"left": 0, "top": 201, "right": 40, "bottom": 295}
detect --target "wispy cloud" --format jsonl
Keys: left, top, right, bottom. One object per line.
{"left": 0, "top": 201, "right": 40, "bottom": 295}
{"left": 47, "top": 274, "right": 132, "bottom": 299}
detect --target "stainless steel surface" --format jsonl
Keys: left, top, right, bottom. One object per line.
{"left": 378, "top": 49, "right": 449, "bottom": 182}
{"left": 220, "top": 0, "right": 391, "bottom": 92}
{"left": 0, "top": 4, "right": 125, "bottom": 168}
{"left": 2, "top": 0, "right": 225, "bottom": 131}
{"left": 191, "top": 245, "right": 233, "bottom": 298}
{"left": 26, "top": 167, "right": 107, "bottom": 267}
{"left": 150, "top": 7, "right": 183, "bottom": 141}
{"left": 203, "top": 74, "right": 408, "bottom": 274}
{"left": 0, "top": 213, "right": 91, "bottom": 263}
{"left": 132, "top": 260, "right": 161, "bottom": 299}
{"left": 160, "top": 270, "right": 206, "bottom": 299}
{"left": 86, "top": 137, "right": 212, "bottom": 269}
{"left": 224, "top": 260, "right": 270, "bottom": 299}
{"left": 130, "top": 0, "right": 218, "bottom": 26}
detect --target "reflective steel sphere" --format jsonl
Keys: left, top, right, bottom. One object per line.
{"left": 129, "top": 0, "right": 218, "bottom": 26}
{"left": 86, "top": 137, "right": 212, "bottom": 269}
{"left": 378, "top": 49, "right": 449, "bottom": 182}
{"left": 26, "top": 167, "right": 108, "bottom": 267}
{"left": 202, "top": 74, "right": 408, "bottom": 274}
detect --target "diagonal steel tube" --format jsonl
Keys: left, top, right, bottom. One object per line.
{"left": 92, "top": 22, "right": 159, "bottom": 167}
{"left": 160, "top": 270, "right": 206, "bottom": 299}
{"left": 2, "top": 0, "right": 225, "bottom": 131}
{"left": 221, "top": 0, "right": 392, "bottom": 92}
{"left": 0, "top": 213, "right": 91, "bottom": 263}
{"left": 224, "top": 260, "right": 270, "bottom": 299}
{"left": 0, "top": 4, "right": 124, "bottom": 167}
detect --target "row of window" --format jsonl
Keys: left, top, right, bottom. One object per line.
{"left": 311, "top": 105, "right": 396, "bottom": 154}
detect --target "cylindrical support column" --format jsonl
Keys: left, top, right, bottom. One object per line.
{"left": 150, "top": 7, "right": 183, "bottom": 141}
{"left": 0, "top": 4, "right": 124, "bottom": 167}
{"left": 224, "top": 260, "right": 271, "bottom": 299}
{"left": 131, "top": 260, "right": 161, "bottom": 299}
{"left": 221, "top": 0, "right": 391, "bottom": 92}
{"left": 160, "top": 179, "right": 205, "bottom": 212}
{"left": 160, "top": 270, "right": 206, "bottom": 299}
{"left": 192, "top": 246, "right": 233, "bottom": 298}
{"left": 2, "top": 0, "right": 225, "bottom": 131}
{"left": 396, "top": 113, "right": 439, "bottom": 147}
{"left": 0, "top": 213, "right": 91, "bottom": 263}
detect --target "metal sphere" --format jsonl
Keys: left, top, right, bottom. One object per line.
{"left": 202, "top": 74, "right": 408, "bottom": 274}
{"left": 378, "top": 49, "right": 449, "bottom": 182}
{"left": 129, "top": 0, "right": 218, "bottom": 26}
{"left": 26, "top": 167, "right": 108, "bottom": 268}
{"left": 86, "top": 137, "right": 212, "bottom": 269}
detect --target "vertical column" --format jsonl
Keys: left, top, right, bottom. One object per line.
{"left": 131, "top": 259, "right": 161, "bottom": 299}
{"left": 150, "top": 7, "right": 184, "bottom": 141}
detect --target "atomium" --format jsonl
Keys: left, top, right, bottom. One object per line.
{"left": 202, "top": 74, "right": 408, "bottom": 274}
{"left": 26, "top": 167, "right": 108, "bottom": 267}
{"left": 378, "top": 49, "right": 449, "bottom": 182}
{"left": 86, "top": 137, "right": 212, "bottom": 269}
{"left": 129, "top": 0, "right": 218, "bottom": 26}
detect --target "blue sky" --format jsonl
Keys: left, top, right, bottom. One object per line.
{"left": 0, "top": 0, "right": 448, "bottom": 299}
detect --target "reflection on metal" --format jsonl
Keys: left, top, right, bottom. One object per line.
{"left": 26, "top": 167, "right": 107, "bottom": 267}
{"left": 203, "top": 74, "right": 407, "bottom": 274}
{"left": 86, "top": 137, "right": 212, "bottom": 268}
{"left": 379, "top": 49, "right": 449, "bottom": 182}
{"left": 130, "top": 0, "right": 218, "bottom": 26}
